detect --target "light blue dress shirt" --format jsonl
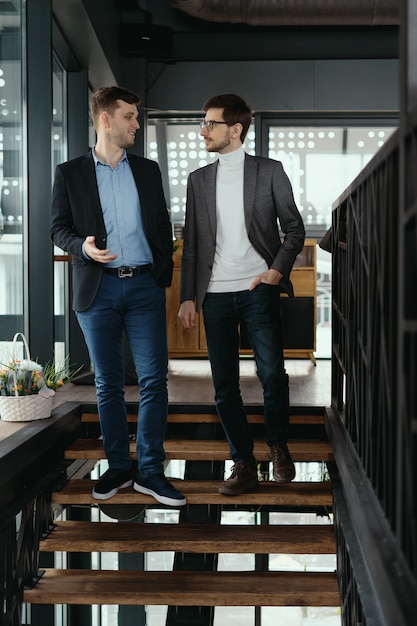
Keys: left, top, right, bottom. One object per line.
{"left": 91, "top": 149, "right": 153, "bottom": 267}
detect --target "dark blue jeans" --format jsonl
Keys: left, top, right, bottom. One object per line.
{"left": 202, "top": 285, "right": 290, "bottom": 466}
{"left": 76, "top": 272, "right": 168, "bottom": 475}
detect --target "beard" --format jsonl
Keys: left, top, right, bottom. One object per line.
{"left": 204, "top": 129, "right": 232, "bottom": 153}
{"left": 111, "top": 129, "right": 136, "bottom": 150}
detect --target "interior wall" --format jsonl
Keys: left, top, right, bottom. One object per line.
{"left": 53, "top": 1, "right": 399, "bottom": 116}
{"left": 116, "top": 0, "right": 399, "bottom": 114}
{"left": 142, "top": 58, "right": 399, "bottom": 113}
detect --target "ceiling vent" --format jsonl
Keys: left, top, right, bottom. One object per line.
{"left": 170, "top": 0, "right": 400, "bottom": 26}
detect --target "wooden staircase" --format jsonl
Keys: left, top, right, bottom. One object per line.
{"left": 24, "top": 405, "right": 340, "bottom": 613}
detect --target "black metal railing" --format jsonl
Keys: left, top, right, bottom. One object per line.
{"left": 0, "top": 403, "right": 81, "bottom": 626}
{"left": 329, "top": 105, "right": 417, "bottom": 625}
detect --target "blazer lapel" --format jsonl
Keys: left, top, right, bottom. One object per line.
{"left": 82, "top": 152, "right": 103, "bottom": 221}
{"left": 203, "top": 161, "right": 218, "bottom": 239}
{"left": 244, "top": 154, "right": 257, "bottom": 232}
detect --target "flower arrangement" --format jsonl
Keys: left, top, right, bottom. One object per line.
{"left": 0, "top": 354, "right": 82, "bottom": 398}
{"left": 0, "top": 333, "right": 83, "bottom": 422}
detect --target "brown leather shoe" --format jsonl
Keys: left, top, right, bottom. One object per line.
{"left": 269, "top": 443, "right": 296, "bottom": 483}
{"left": 218, "top": 462, "right": 259, "bottom": 496}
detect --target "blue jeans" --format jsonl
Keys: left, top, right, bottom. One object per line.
{"left": 76, "top": 272, "right": 168, "bottom": 475}
{"left": 202, "top": 285, "right": 290, "bottom": 466}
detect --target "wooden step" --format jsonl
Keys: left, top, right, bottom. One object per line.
{"left": 64, "top": 439, "right": 333, "bottom": 462}
{"left": 40, "top": 520, "right": 336, "bottom": 554}
{"left": 82, "top": 412, "right": 325, "bottom": 425}
{"left": 52, "top": 479, "right": 333, "bottom": 507}
{"left": 24, "top": 569, "right": 340, "bottom": 606}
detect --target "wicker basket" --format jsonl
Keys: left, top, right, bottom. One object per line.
{"left": 0, "top": 393, "right": 52, "bottom": 422}
{"left": 0, "top": 333, "right": 53, "bottom": 422}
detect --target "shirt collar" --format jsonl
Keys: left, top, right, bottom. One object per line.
{"left": 92, "top": 148, "right": 129, "bottom": 167}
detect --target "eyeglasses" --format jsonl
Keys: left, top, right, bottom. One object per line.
{"left": 199, "top": 120, "right": 229, "bottom": 131}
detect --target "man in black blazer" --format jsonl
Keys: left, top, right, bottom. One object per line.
{"left": 179, "top": 94, "right": 305, "bottom": 496}
{"left": 51, "top": 86, "right": 185, "bottom": 507}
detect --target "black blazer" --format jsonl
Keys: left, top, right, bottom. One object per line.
{"left": 51, "top": 150, "right": 173, "bottom": 312}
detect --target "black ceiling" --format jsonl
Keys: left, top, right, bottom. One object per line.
{"left": 114, "top": 0, "right": 399, "bottom": 62}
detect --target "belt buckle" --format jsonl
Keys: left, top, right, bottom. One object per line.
{"left": 118, "top": 266, "right": 134, "bottom": 278}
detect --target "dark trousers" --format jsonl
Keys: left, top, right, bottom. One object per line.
{"left": 202, "top": 284, "right": 290, "bottom": 467}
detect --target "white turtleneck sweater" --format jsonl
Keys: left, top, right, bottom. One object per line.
{"left": 207, "top": 146, "right": 268, "bottom": 293}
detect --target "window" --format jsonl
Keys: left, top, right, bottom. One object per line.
{"left": 52, "top": 52, "right": 68, "bottom": 363}
{"left": 267, "top": 125, "right": 396, "bottom": 237}
{"left": 267, "top": 123, "right": 396, "bottom": 356}
{"left": 146, "top": 116, "right": 396, "bottom": 358}
{"left": 0, "top": 0, "right": 26, "bottom": 361}
{"left": 147, "top": 118, "right": 255, "bottom": 235}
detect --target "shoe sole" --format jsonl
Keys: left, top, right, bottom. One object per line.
{"left": 273, "top": 473, "right": 296, "bottom": 483}
{"left": 218, "top": 480, "right": 259, "bottom": 496}
{"left": 92, "top": 479, "right": 133, "bottom": 501}
{"left": 133, "top": 482, "right": 186, "bottom": 507}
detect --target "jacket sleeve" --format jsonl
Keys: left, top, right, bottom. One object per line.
{"left": 50, "top": 165, "right": 81, "bottom": 257}
{"left": 270, "top": 161, "right": 305, "bottom": 277}
{"left": 134, "top": 158, "right": 174, "bottom": 287}
{"left": 153, "top": 161, "right": 174, "bottom": 264}
{"left": 180, "top": 174, "right": 198, "bottom": 303}
{"left": 50, "top": 162, "right": 106, "bottom": 261}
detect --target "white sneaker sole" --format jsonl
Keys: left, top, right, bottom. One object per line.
{"left": 133, "top": 482, "right": 186, "bottom": 507}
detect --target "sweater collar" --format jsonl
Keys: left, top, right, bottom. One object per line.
{"left": 218, "top": 145, "right": 245, "bottom": 168}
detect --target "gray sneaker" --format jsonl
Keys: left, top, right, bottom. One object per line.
{"left": 218, "top": 462, "right": 259, "bottom": 496}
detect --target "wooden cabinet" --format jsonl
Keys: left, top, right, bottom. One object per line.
{"left": 166, "top": 239, "right": 316, "bottom": 363}
{"left": 165, "top": 254, "right": 205, "bottom": 355}
{"left": 280, "top": 238, "right": 317, "bottom": 363}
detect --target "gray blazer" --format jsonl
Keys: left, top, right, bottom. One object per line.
{"left": 180, "top": 153, "right": 305, "bottom": 312}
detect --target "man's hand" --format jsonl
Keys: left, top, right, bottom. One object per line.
{"left": 178, "top": 300, "right": 197, "bottom": 330}
{"left": 83, "top": 235, "right": 118, "bottom": 263}
{"left": 249, "top": 268, "right": 283, "bottom": 291}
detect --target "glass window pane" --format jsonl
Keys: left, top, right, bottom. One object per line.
{"left": 52, "top": 54, "right": 67, "bottom": 171}
{"left": 0, "top": 1, "right": 25, "bottom": 361}
{"left": 52, "top": 52, "right": 68, "bottom": 362}
{"left": 268, "top": 124, "right": 396, "bottom": 357}
{"left": 147, "top": 117, "right": 396, "bottom": 360}
{"left": 268, "top": 126, "right": 396, "bottom": 235}
{"left": 147, "top": 120, "right": 255, "bottom": 232}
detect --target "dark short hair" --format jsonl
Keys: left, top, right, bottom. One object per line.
{"left": 89, "top": 86, "right": 140, "bottom": 127}
{"left": 202, "top": 93, "right": 253, "bottom": 142}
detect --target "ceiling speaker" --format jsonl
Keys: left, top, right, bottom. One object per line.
{"left": 119, "top": 23, "right": 173, "bottom": 60}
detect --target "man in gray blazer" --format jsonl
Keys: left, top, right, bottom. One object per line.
{"left": 51, "top": 86, "right": 185, "bottom": 507}
{"left": 179, "top": 93, "right": 305, "bottom": 495}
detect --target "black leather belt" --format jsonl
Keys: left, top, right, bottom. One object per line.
{"left": 103, "top": 264, "right": 152, "bottom": 278}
